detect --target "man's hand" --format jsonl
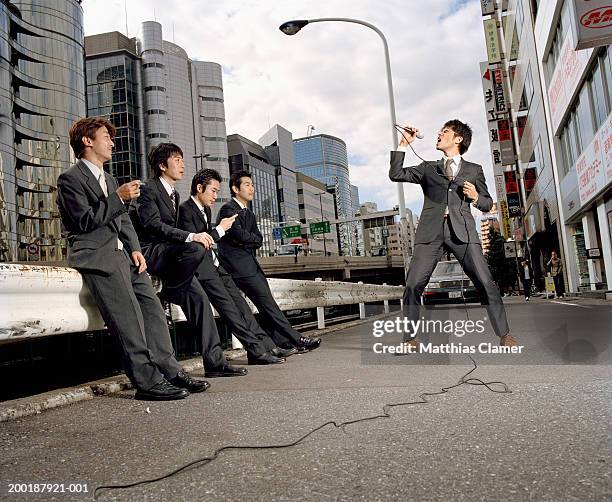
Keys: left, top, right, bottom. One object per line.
{"left": 463, "top": 181, "right": 478, "bottom": 201}
{"left": 193, "top": 232, "right": 214, "bottom": 249}
{"left": 218, "top": 213, "right": 237, "bottom": 231}
{"left": 117, "top": 180, "right": 142, "bottom": 202}
{"left": 131, "top": 251, "right": 147, "bottom": 273}
{"left": 399, "top": 123, "right": 420, "bottom": 147}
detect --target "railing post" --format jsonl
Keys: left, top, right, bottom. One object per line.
{"left": 383, "top": 282, "right": 390, "bottom": 313}
{"left": 400, "top": 298, "right": 404, "bottom": 310}
{"left": 358, "top": 280, "right": 366, "bottom": 319}
{"left": 315, "top": 277, "right": 325, "bottom": 329}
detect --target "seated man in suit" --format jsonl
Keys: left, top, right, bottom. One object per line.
{"left": 389, "top": 119, "right": 517, "bottom": 349}
{"left": 56, "top": 118, "right": 208, "bottom": 400}
{"left": 216, "top": 171, "right": 321, "bottom": 353}
{"left": 134, "top": 142, "right": 246, "bottom": 378}
{"left": 179, "top": 169, "right": 295, "bottom": 364}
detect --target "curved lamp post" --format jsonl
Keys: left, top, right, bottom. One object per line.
{"left": 279, "top": 18, "right": 410, "bottom": 269}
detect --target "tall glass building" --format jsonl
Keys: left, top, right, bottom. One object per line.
{"left": 85, "top": 32, "right": 144, "bottom": 185}
{"left": 0, "top": 0, "right": 86, "bottom": 263}
{"left": 293, "top": 134, "right": 357, "bottom": 255}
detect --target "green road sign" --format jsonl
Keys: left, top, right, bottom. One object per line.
{"left": 281, "top": 225, "right": 302, "bottom": 238}
{"left": 309, "top": 221, "right": 330, "bottom": 235}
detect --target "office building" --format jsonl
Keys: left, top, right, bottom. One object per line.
{"left": 296, "top": 173, "right": 338, "bottom": 255}
{"left": 0, "top": 0, "right": 86, "bottom": 263}
{"left": 293, "top": 133, "right": 358, "bottom": 256}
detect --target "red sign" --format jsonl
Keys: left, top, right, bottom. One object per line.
{"left": 504, "top": 171, "right": 519, "bottom": 194}
{"left": 580, "top": 7, "right": 612, "bottom": 29}
{"left": 523, "top": 167, "right": 537, "bottom": 197}
{"left": 498, "top": 119, "right": 511, "bottom": 141}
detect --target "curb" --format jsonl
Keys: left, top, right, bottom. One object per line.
{"left": 0, "top": 313, "right": 396, "bottom": 423}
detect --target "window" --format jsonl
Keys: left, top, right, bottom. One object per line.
{"left": 589, "top": 59, "right": 609, "bottom": 130}
{"left": 144, "top": 85, "right": 166, "bottom": 92}
{"left": 575, "top": 85, "right": 595, "bottom": 150}
{"left": 142, "top": 62, "right": 164, "bottom": 69}
{"left": 146, "top": 109, "right": 167, "bottom": 115}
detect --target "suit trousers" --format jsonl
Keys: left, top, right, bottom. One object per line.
{"left": 233, "top": 270, "right": 302, "bottom": 346}
{"left": 198, "top": 267, "right": 276, "bottom": 357}
{"left": 403, "top": 218, "right": 510, "bottom": 339}
{"left": 82, "top": 249, "right": 182, "bottom": 390}
{"left": 149, "top": 243, "right": 226, "bottom": 371}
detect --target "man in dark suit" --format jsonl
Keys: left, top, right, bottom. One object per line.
{"left": 216, "top": 171, "right": 321, "bottom": 352}
{"left": 133, "top": 143, "right": 247, "bottom": 378}
{"left": 179, "top": 169, "right": 294, "bottom": 364}
{"left": 389, "top": 119, "right": 517, "bottom": 348}
{"left": 56, "top": 118, "right": 208, "bottom": 400}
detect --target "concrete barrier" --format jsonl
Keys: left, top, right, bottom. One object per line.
{"left": 0, "top": 264, "right": 404, "bottom": 342}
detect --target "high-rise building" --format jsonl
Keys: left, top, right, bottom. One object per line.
{"left": 483, "top": 0, "right": 611, "bottom": 292}
{"left": 0, "top": 0, "right": 86, "bottom": 263}
{"left": 139, "top": 22, "right": 230, "bottom": 213}
{"left": 296, "top": 173, "right": 338, "bottom": 255}
{"left": 480, "top": 211, "right": 500, "bottom": 256}
{"left": 85, "top": 32, "right": 145, "bottom": 185}
{"left": 227, "top": 133, "right": 280, "bottom": 257}
{"left": 293, "top": 134, "right": 358, "bottom": 256}
{"left": 350, "top": 184, "right": 363, "bottom": 255}
{"left": 359, "top": 202, "right": 417, "bottom": 257}
{"left": 259, "top": 124, "right": 300, "bottom": 225}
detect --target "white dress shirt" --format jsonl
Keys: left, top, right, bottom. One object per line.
{"left": 82, "top": 158, "right": 123, "bottom": 250}
{"left": 157, "top": 177, "right": 194, "bottom": 242}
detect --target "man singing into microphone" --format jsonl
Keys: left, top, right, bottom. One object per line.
{"left": 389, "top": 120, "right": 517, "bottom": 349}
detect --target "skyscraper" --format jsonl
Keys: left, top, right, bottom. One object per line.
{"left": 0, "top": 0, "right": 86, "bottom": 263}
{"left": 293, "top": 134, "right": 357, "bottom": 255}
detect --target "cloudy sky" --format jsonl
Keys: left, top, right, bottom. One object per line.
{"left": 82, "top": 0, "right": 491, "bottom": 216}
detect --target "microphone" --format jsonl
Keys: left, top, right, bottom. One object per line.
{"left": 395, "top": 124, "right": 424, "bottom": 139}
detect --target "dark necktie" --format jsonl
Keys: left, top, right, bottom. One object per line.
{"left": 444, "top": 158, "right": 454, "bottom": 179}
{"left": 170, "top": 189, "right": 177, "bottom": 212}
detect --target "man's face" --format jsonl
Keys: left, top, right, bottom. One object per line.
{"left": 233, "top": 176, "right": 254, "bottom": 202}
{"left": 84, "top": 126, "right": 114, "bottom": 163}
{"left": 160, "top": 153, "right": 185, "bottom": 182}
{"left": 196, "top": 179, "right": 220, "bottom": 208}
{"left": 436, "top": 126, "right": 462, "bottom": 154}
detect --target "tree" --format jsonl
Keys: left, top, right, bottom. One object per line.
{"left": 486, "top": 228, "right": 517, "bottom": 294}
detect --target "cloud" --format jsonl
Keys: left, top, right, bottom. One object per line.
{"left": 82, "top": 0, "right": 495, "bottom": 216}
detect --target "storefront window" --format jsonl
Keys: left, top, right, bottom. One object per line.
{"left": 572, "top": 223, "right": 590, "bottom": 288}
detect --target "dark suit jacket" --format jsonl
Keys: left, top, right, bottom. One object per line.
{"left": 133, "top": 177, "right": 190, "bottom": 270}
{"left": 178, "top": 198, "right": 222, "bottom": 280}
{"left": 216, "top": 199, "right": 263, "bottom": 278}
{"left": 389, "top": 152, "right": 493, "bottom": 244}
{"left": 56, "top": 160, "right": 140, "bottom": 275}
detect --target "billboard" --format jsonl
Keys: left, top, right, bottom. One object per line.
{"left": 572, "top": 1, "right": 612, "bottom": 50}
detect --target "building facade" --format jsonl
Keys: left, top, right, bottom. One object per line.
{"left": 293, "top": 134, "right": 358, "bottom": 256}
{"left": 481, "top": 0, "right": 611, "bottom": 292}
{"left": 296, "top": 172, "right": 338, "bottom": 255}
{"left": 0, "top": 0, "right": 86, "bottom": 263}
{"left": 85, "top": 32, "right": 145, "bottom": 185}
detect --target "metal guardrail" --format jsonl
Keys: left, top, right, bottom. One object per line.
{"left": 0, "top": 264, "right": 404, "bottom": 342}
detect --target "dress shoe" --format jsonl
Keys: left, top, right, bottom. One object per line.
{"left": 296, "top": 336, "right": 321, "bottom": 352}
{"left": 499, "top": 333, "right": 519, "bottom": 347}
{"left": 169, "top": 370, "right": 210, "bottom": 393}
{"left": 206, "top": 365, "right": 248, "bottom": 378}
{"left": 394, "top": 338, "right": 419, "bottom": 356}
{"left": 272, "top": 346, "right": 298, "bottom": 358}
{"left": 135, "top": 378, "right": 189, "bottom": 401}
{"left": 247, "top": 351, "right": 286, "bottom": 365}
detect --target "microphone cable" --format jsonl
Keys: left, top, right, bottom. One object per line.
{"left": 93, "top": 355, "right": 510, "bottom": 500}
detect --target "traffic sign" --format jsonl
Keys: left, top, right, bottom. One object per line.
{"left": 272, "top": 227, "right": 282, "bottom": 240}
{"left": 281, "top": 225, "right": 301, "bottom": 238}
{"left": 309, "top": 221, "right": 330, "bottom": 235}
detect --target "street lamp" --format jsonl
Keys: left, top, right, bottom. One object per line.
{"left": 193, "top": 153, "right": 210, "bottom": 169}
{"left": 279, "top": 17, "right": 410, "bottom": 270}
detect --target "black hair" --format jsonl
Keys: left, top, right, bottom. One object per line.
{"left": 229, "top": 170, "right": 252, "bottom": 196}
{"left": 444, "top": 119, "right": 472, "bottom": 154}
{"left": 191, "top": 168, "right": 222, "bottom": 195}
{"left": 148, "top": 143, "right": 183, "bottom": 177}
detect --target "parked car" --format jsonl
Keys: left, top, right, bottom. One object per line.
{"left": 422, "top": 260, "right": 480, "bottom": 304}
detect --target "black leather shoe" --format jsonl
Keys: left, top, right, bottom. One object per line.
{"left": 169, "top": 370, "right": 210, "bottom": 393}
{"left": 297, "top": 336, "right": 321, "bottom": 351}
{"left": 272, "top": 346, "right": 298, "bottom": 358}
{"left": 135, "top": 378, "right": 189, "bottom": 401}
{"left": 206, "top": 365, "right": 248, "bottom": 378}
{"left": 248, "top": 351, "right": 286, "bottom": 365}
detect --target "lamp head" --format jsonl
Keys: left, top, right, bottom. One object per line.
{"left": 279, "top": 20, "right": 309, "bottom": 35}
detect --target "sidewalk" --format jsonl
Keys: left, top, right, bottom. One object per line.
{"left": 1, "top": 302, "right": 610, "bottom": 501}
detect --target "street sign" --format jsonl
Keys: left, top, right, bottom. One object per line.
{"left": 272, "top": 227, "right": 282, "bottom": 240}
{"left": 281, "top": 225, "right": 301, "bottom": 238}
{"left": 503, "top": 241, "right": 516, "bottom": 258}
{"left": 309, "top": 221, "right": 330, "bottom": 235}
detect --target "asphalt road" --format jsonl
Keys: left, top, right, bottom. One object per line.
{"left": 1, "top": 297, "right": 610, "bottom": 501}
